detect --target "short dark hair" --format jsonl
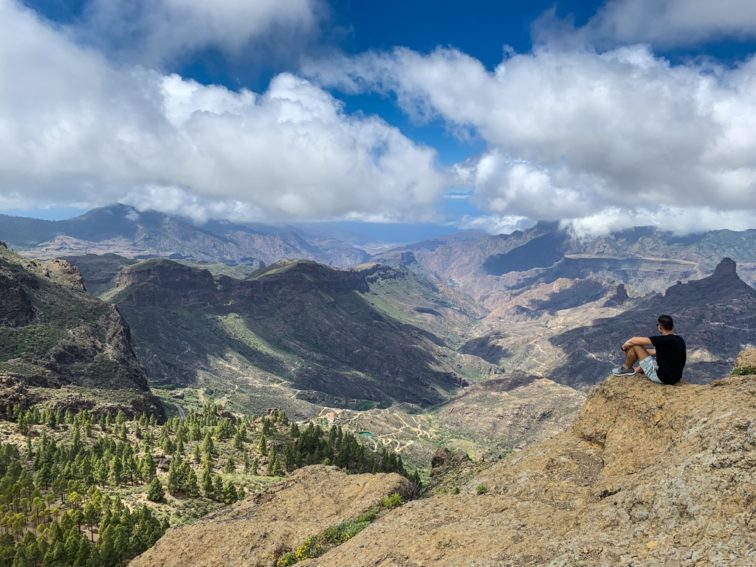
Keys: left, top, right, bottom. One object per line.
{"left": 657, "top": 314, "right": 674, "bottom": 331}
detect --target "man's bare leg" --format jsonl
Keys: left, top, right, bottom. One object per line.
{"left": 623, "top": 345, "right": 650, "bottom": 371}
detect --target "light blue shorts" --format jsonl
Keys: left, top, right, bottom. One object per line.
{"left": 639, "top": 357, "right": 663, "bottom": 384}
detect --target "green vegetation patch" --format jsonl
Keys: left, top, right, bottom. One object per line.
{"left": 275, "top": 493, "right": 405, "bottom": 566}
{"left": 732, "top": 365, "right": 756, "bottom": 376}
{"left": 214, "top": 313, "right": 296, "bottom": 362}
{"left": 0, "top": 360, "right": 43, "bottom": 377}
{"left": 84, "top": 355, "right": 123, "bottom": 381}
{"left": 0, "top": 400, "right": 415, "bottom": 566}
{"left": 0, "top": 324, "right": 63, "bottom": 361}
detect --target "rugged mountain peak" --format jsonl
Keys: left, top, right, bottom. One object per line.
{"left": 664, "top": 255, "right": 754, "bottom": 303}
{"left": 713, "top": 256, "right": 737, "bottom": 276}
{"left": 1, "top": 205, "right": 368, "bottom": 267}
{"left": 603, "top": 282, "right": 629, "bottom": 307}
{"left": 77, "top": 202, "right": 139, "bottom": 219}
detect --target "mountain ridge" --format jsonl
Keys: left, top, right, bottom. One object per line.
{"left": 0, "top": 204, "right": 369, "bottom": 267}
{"left": 106, "top": 258, "right": 480, "bottom": 412}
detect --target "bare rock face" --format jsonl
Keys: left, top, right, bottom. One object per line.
{"left": 0, "top": 273, "right": 34, "bottom": 325}
{"left": 130, "top": 466, "right": 409, "bottom": 567}
{"left": 305, "top": 369, "right": 755, "bottom": 566}
{"left": 603, "top": 282, "right": 629, "bottom": 307}
{"left": 0, "top": 246, "right": 162, "bottom": 416}
{"left": 735, "top": 349, "right": 756, "bottom": 372}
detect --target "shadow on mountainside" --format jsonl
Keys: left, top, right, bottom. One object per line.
{"left": 112, "top": 259, "right": 467, "bottom": 408}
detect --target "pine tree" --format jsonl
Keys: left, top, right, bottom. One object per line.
{"left": 223, "top": 481, "right": 238, "bottom": 504}
{"left": 201, "top": 465, "right": 213, "bottom": 499}
{"left": 261, "top": 417, "right": 272, "bottom": 436}
{"left": 146, "top": 478, "right": 165, "bottom": 503}
{"left": 141, "top": 453, "right": 156, "bottom": 481}
{"left": 233, "top": 431, "right": 243, "bottom": 450}
{"left": 201, "top": 433, "right": 214, "bottom": 457}
{"left": 258, "top": 433, "right": 267, "bottom": 456}
{"left": 213, "top": 476, "right": 223, "bottom": 501}
{"left": 107, "top": 457, "right": 122, "bottom": 486}
{"left": 267, "top": 446, "right": 278, "bottom": 476}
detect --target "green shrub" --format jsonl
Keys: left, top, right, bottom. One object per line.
{"left": 357, "top": 507, "right": 379, "bottom": 523}
{"left": 476, "top": 484, "right": 488, "bottom": 495}
{"left": 732, "top": 366, "right": 756, "bottom": 376}
{"left": 381, "top": 492, "right": 403, "bottom": 509}
{"left": 277, "top": 494, "right": 407, "bottom": 565}
{"left": 295, "top": 536, "right": 323, "bottom": 561}
{"left": 276, "top": 552, "right": 297, "bottom": 567}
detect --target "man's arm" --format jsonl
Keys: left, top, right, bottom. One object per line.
{"left": 621, "top": 336, "right": 653, "bottom": 351}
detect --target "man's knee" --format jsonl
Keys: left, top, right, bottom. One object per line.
{"left": 631, "top": 345, "right": 649, "bottom": 359}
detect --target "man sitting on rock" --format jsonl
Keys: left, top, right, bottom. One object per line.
{"left": 612, "top": 314, "right": 686, "bottom": 384}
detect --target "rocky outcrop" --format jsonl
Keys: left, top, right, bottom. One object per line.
{"left": 603, "top": 282, "right": 629, "bottom": 307}
{"left": 0, "top": 246, "right": 163, "bottom": 416}
{"left": 130, "top": 466, "right": 409, "bottom": 567}
{"left": 0, "top": 272, "right": 35, "bottom": 326}
{"left": 300, "top": 372, "right": 754, "bottom": 566}
{"left": 735, "top": 349, "right": 756, "bottom": 373}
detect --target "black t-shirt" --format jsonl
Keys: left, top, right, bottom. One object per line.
{"left": 650, "top": 334, "right": 686, "bottom": 384}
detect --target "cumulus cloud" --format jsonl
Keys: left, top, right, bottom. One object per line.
{"left": 0, "top": 0, "right": 445, "bottom": 222}
{"left": 76, "top": 0, "right": 320, "bottom": 66}
{"left": 307, "top": 44, "right": 756, "bottom": 234}
{"left": 537, "top": 0, "right": 756, "bottom": 48}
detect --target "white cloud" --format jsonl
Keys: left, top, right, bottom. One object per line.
{"left": 562, "top": 207, "right": 756, "bottom": 238}
{"left": 458, "top": 214, "right": 533, "bottom": 235}
{"left": 77, "top": 0, "right": 320, "bottom": 66}
{"left": 0, "top": 0, "right": 445, "bottom": 222}
{"left": 307, "top": 44, "right": 756, "bottom": 234}
{"left": 547, "top": 0, "right": 756, "bottom": 48}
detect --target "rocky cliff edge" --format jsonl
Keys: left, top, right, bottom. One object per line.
{"left": 131, "top": 360, "right": 755, "bottom": 567}
{"left": 310, "top": 369, "right": 755, "bottom": 566}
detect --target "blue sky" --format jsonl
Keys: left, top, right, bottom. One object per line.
{"left": 2, "top": 0, "right": 756, "bottom": 237}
